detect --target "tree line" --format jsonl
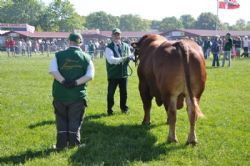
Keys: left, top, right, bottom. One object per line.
{"left": 0, "top": 0, "right": 250, "bottom": 32}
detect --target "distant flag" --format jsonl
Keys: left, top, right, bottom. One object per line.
{"left": 219, "top": 0, "right": 240, "bottom": 9}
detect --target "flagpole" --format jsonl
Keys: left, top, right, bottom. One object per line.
{"left": 216, "top": 0, "right": 219, "bottom": 32}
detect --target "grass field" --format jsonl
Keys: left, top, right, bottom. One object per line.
{"left": 0, "top": 52, "right": 249, "bottom": 165}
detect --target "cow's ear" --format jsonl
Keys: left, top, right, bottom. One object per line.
{"left": 131, "top": 42, "right": 138, "bottom": 48}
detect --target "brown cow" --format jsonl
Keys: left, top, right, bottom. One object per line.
{"left": 132, "top": 34, "right": 206, "bottom": 145}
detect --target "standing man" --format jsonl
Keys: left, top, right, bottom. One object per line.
{"left": 241, "top": 36, "right": 249, "bottom": 57}
{"left": 49, "top": 32, "right": 94, "bottom": 150}
{"left": 9, "top": 37, "right": 16, "bottom": 57}
{"left": 222, "top": 33, "right": 233, "bottom": 67}
{"left": 5, "top": 38, "right": 11, "bottom": 57}
{"left": 211, "top": 35, "right": 221, "bottom": 67}
{"left": 105, "top": 28, "right": 134, "bottom": 116}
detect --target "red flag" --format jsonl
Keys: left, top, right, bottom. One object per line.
{"left": 219, "top": 0, "right": 240, "bottom": 9}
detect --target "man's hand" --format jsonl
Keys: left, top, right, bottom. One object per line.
{"left": 62, "top": 80, "right": 77, "bottom": 88}
{"left": 128, "top": 55, "right": 135, "bottom": 62}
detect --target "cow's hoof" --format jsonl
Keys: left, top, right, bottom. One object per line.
{"left": 186, "top": 140, "right": 198, "bottom": 146}
{"left": 141, "top": 121, "right": 151, "bottom": 126}
{"left": 167, "top": 137, "right": 178, "bottom": 144}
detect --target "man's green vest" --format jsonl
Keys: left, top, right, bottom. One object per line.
{"left": 106, "top": 42, "right": 130, "bottom": 79}
{"left": 52, "top": 47, "right": 90, "bottom": 102}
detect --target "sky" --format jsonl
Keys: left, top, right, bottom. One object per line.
{"left": 43, "top": 0, "right": 249, "bottom": 25}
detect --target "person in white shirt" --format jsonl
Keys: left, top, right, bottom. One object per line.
{"left": 105, "top": 28, "right": 134, "bottom": 116}
{"left": 241, "top": 36, "right": 249, "bottom": 57}
{"left": 49, "top": 33, "right": 94, "bottom": 150}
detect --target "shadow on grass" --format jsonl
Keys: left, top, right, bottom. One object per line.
{"left": 84, "top": 113, "right": 107, "bottom": 121}
{"left": 27, "top": 113, "right": 106, "bottom": 129}
{"left": 28, "top": 120, "right": 55, "bottom": 129}
{"left": 0, "top": 148, "right": 56, "bottom": 164}
{"left": 70, "top": 119, "right": 186, "bottom": 165}
{"left": 2, "top": 114, "right": 184, "bottom": 165}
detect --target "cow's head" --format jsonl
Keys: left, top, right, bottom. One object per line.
{"left": 131, "top": 42, "right": 139, "bottom": 65}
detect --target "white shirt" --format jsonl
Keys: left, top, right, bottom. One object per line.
{"left": 49, "top": 46, "right": 95, "bottom": 84}
{"left": 49, "top": 57, "right": 94, "bottom": 79}
{"left": 243, "top": 38, "right": 248, "bottom": 47}
{"left": 105, "top": 42, "right": 132, "bottom": 65}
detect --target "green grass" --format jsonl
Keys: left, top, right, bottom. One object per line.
{"left": 0, "top": 52, "right": 249, "bottom": 165}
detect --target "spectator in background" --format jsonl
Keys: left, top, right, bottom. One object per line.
{"left": 9, "top": 37, "right": 16, "bottom": 57}
{"left": 34, "top": 40, "right": 40, "bottom": 54}
{"left": 211, "top": 35, "right": 221, "bottom": 67}
{"left": 222, "top": 33, "right": 233, "bottom": 67}
{"left": 94, "top": 40, "right": 100, "bottom": 58}
{"left": 233, "top": 36, "right": 242, "bottom": 58}
{"left": 5, "top": 38, "right": 11, "bottom": 57}
{"left": 195, "top": 37, "right": 203, "bottom": 46}
{"left": 203, "top": 37, "right": 212, "bottom": 59}
{"left": 88, "top": 40, "right": 96, "bottom": 59}
{"left": 21, "top": 39, "right": 26, "bottom": 56}
{"left": 241, "top": 36, "right": 249, "bottom": 57}
{"left": 99, "top": 40, "right": 106, "bottom": 58}
{"left": 26, "top": 39, "right": 32, "bottom": 57}
{"left": 40, "top": 40, "right": 45, "bottom": 55}
{"left": 17, "top": 39, "right": 23, "bottom": 55}
{"left": 46, "top": 40, "right": 51, "bottom": 57}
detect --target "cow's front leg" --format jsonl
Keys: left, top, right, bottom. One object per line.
{"left": 142, "top": 99, "right": 152, "bottom": 125}
{"left": 166, "top": 96, "right": 178, "bottom": 143}
{"left": 186, "top": 97, "right": 197, "bottom": 145}
{"left": 139, "top": 82, "right": 152, "bottom": 125}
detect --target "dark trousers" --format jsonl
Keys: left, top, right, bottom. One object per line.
{"left": 241, "top": 47, "right": 249, "bottom": 57}
{"left": 53, "top": 100, "right": 86, "bottom": 149}
{"left": 107, "top": 78, "right": 128, "bottom": 113}
{"left": 212, "top": 53, "right": 220, "bottom": 67}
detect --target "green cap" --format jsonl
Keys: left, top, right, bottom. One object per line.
{"left": 112, "top": 28, "right": 121, "bottom": 34}
{"left": 68, "top": 33, "right": 83, "bottom": 44}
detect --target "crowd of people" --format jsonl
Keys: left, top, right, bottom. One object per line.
{"left": 194, "top": 34, "right": 250, "bottom": 67}
{"left": 3, "top": 36, "right": 138, "bottom": 59}
{"left": 3, "top": 33, "right": 250, "bottom": 68}
{"left": 5, "top": 37, "right": 68, "bottom": 57}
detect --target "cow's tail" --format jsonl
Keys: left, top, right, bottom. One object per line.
{"left": 173, "top": 41, "right": 204, "bottom": 118}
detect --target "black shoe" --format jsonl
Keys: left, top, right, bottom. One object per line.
{"left": 121, "top": 108, "right": 129, "bottom": 114}
{"left": 107, "top": 110, "right": 113, "bottom": 116}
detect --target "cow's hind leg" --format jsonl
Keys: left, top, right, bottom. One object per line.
{"left": 186, "top": 96, "right": 198, "bottom": 145}
{"left": 165, "top": 96, "right": 178, "bottom": 143}
{"left": 139, "top": 81, "right": 152, "bottom": 125}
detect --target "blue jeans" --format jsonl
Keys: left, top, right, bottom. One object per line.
{"left": 212, "top": 53, "right": 220, "bottom": 67}
{"left": 222, "top": 51, "right": 231, "bottom": 67}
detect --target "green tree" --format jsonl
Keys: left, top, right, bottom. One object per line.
{"left": 0, "top": 0, "right": 45, "bottom": 26}
{"left": 151, "top": 20, "right": 161, "bottom": 30}
{"left": 119, "top": 14, "right": 151, "bottom": 31}
{"left": 231, "top": 19, "right": 246, "bottom": 30}
{"left": 39, "top": 0, "right": 83, "bottom": 31}
{"left": 246, "top": 21, "right": 250, "bottom": 31}
{"left": 195, "top": 12, "right": 220, "bottom": 30}
{"left": 159, "top": 16, "right": 183, "bottom": 31}
{"left": 220, "top": 23, "right": 230, "bottom": 30}
{"left": 86, "top": 11, "right": 119, "bottom": 30}
{"left": 180, "top": 15, "right": 195, "bottom": 29}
